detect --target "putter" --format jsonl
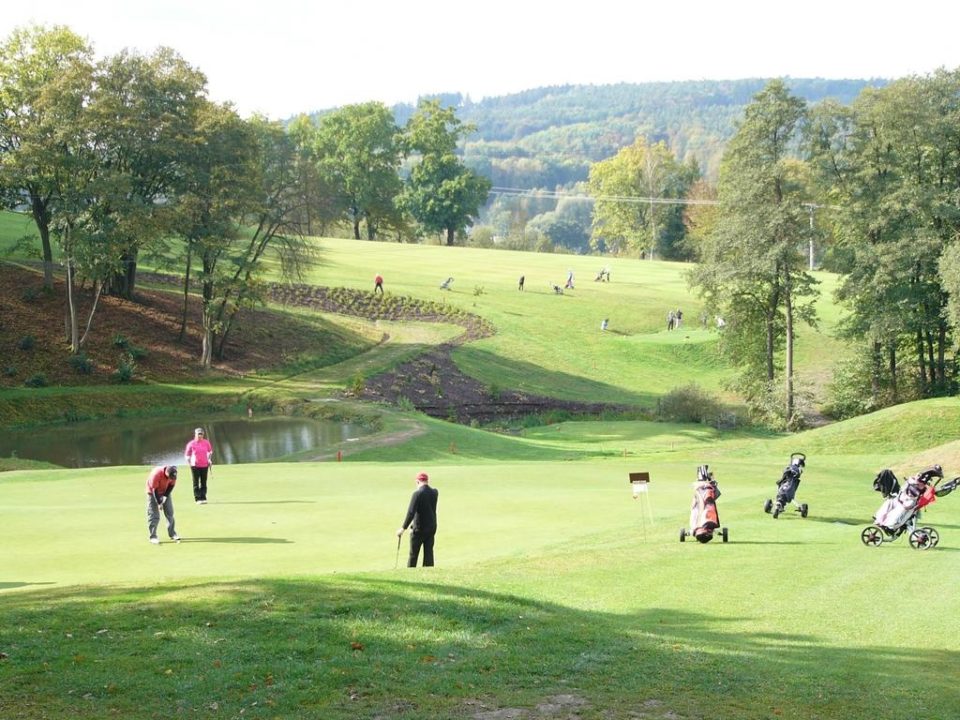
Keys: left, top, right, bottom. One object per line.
{"left": 394, "top": 535, "right": 401, "bottom": 569}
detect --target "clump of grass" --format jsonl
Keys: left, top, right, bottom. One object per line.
{"left": 23, "top": 372, "right": 47, "bottom": 387}
{"left": 17, "top": 335, "right": 35, "bottom": 351}
{"left": 68, "top": 353, "right": 94, "bottom": 375}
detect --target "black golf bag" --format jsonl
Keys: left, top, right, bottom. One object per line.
{"left": 764, "top": 452, "right": 808, "bottom": 518}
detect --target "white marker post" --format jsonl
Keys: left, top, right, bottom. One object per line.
{"left": 629, "top": 472, "right": 654, "bottom": 539}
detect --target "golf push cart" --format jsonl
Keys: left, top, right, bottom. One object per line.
{"left": 764, "top": 452, "right": 808, "bottom": 519}
{"left": 680, "top": 464, "right": 728, "bottom": 543}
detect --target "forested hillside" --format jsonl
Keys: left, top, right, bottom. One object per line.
{"left": 387, "top": 78, "right": 884, "bottom": 187}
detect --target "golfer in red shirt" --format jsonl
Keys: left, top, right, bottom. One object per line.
{"left": 146, "top": 465, "right": 180, "bottom": 545}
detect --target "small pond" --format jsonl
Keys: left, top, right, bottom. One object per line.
{"left": 0, "top": 415, "right": 370, "bottom": 468}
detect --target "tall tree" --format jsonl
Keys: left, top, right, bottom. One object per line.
{"left": 86, "top": 47, "right": 207, "bottom": 299}
{"left": 399, "top": 100, "right": 491, "bottom": 246}
{"left": 313, "top": 102, "right": 403, "bottom": 240}
{"left": 587, "top": 138, "right": 696, "bottom": 258}
{"left": 0, "top": 25, "right": 93, "bottom": 290}
{"left": 810, "top": 72, "right": 960, "bottom": 402}
{"left": 690, "top": 80, "right": 818, "bottom": 427}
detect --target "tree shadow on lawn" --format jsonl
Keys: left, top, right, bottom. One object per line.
{"left": 0, "top": 581, "right": 55, "bottom": 590}
{"left": 178, "top": 537, "right": 293, "bottom": 544}
{"left": 1, "top": 577, "right": 956, "bottom": 719}
{"left": 214, "top": 501, "right": 317, "bottom": 505}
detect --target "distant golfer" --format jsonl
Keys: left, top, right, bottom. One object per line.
{"left": 374, "top": 273, "right": 384, "bottom": 295}
{"left": 146, "top": 465, "right": 180, "bottom": 545}
{"left": 396, "top": 471, "right": 439, "bottom": 567}
{"left": 518, "top": 274, "right": 525, "bottom": 291}
{"left": 185, "top": 427, "right": 213, "bottom": 504}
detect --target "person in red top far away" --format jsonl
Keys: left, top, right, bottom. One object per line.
{"left": 146, "top": 465, "right": 180, "bottom": 545}
{"left": 184, "top": 427, "right": 214, "bottom": 504}
{"left": 374, "top": 273, "right": 384, "bottom": 295}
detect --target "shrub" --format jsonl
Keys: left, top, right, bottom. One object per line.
{"left": 24, "top": 373, "right": 48, "bottom": 388}
{"left": 395, "top": 396, "right": 415, "bottom": 412}
{"left": 20, "top": 286, "right": 41, "bottom": 302}
{"left": 128, "top": 345, "right": 149, "bottom": 360}
{"left": 113, "top": 334, "right": 130, "bottom": 350}
{"left": 658, "top": 384, "right": 725, "bottom": 425}
{"left": 17, "top": 335, "right": 35, "bottom": 351}
{"left": 473, "top": 285, "right": 485, "bottom": 296}
{"left": 348, "top": 373, "right": 365, "bottom": 397}
{"left": 113, "top": 354, "right": 136, "bottom": 383}
{"left": 68, "top": 353, "right": 94, "bottom": 375}
{"left": 3, "top": 366, "right": 16, "bottom": 378}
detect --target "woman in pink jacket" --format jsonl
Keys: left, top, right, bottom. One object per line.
{"left": 184, "top": 427, "right": 214, "bottom": 504}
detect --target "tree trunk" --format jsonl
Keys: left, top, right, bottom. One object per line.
{"left": 66, "top": 259, "right": 80, "bottom": 354}
{"left": 784, "top": 272, "right": 794, "bottom": 423}
{"left": 765, "top": 318, "right": 775, "bottom": 382}
{"left": 937, "top": 323, "right": 946, "bottom": 388}
{"left": 353, "top": 217, "right": 361, "bottom": 240}
{"left": 446, "top": 227, "right": 455, "bottom": 246}
{"left": 30, "top": 195, "right": 54, "bottom": 290}
{"left": 888, "top": 342, "right": 898, "bottom": 401}
{"left": 78, "top": 279, "right": 104, "bottom": 348}
{"left": 179, "top": 246, "right": 193, "bottom": 342}
{"left": 915, "top": 330, "right": 926, "bottom": 389}
{"left": 926, "top": 330, "right": 936, "bottom": 394}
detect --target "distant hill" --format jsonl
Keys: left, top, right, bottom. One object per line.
{"left": 384, "top": 78, "right": 886, "bottom": 187}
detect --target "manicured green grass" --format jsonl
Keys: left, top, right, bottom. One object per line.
{"left": 4, "top": 215, "right": 956, "bottom": 718}
{"left": 3, "top": 418, "right": 960, "bottom": 719}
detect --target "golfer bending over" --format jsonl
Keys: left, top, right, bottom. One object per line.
{"left": 146, "top": 465, "right": 180, "bottom": 545}
{"left": 397, "top": 471, "right": 439, "bottom": 567}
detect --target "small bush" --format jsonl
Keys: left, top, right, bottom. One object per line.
{"left": 17, "top": 335, "right": 35, "bottom": 351}
{"left": 68, "top": 353, "right": 94, "bottom": 375}
{"left": 24, "top": 373, "right": 48, "bottom": 388}
{"left": 473, "top": 285, "right": 485, "bottom": 296}
{"left": 128, "top": 345, "right": 149, "bottom": 360}
{"left": 3, "top": 366, "right": 16, "bottom": 378}
{"left": 113, "top": 354, "right": 136, "bottom": 383}
{"left": 20, "top": 286, "right": 41, "bottom": 302}
{"left": 113, "top": 334, "right": 130, "bottom": 350}
{"left": 487, "top": 383, "right": 502, "bottom": 402}
{"left": 658, "top": 384, "right": 724, "bottom": 425}
{"left": 348, "top": 373, "right": 365, "bottom": 397}
{"left": 395, "top": 396, "right": 415, "bottom": 412}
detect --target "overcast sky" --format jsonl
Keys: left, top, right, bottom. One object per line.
{"left": 3, "top": 0, "right": 959, "bottom": 119}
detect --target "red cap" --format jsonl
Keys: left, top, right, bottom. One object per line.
{"left": 416, "top": 472, "right": 429, "bottom": 482}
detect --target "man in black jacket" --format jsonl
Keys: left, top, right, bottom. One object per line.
{"left": 396, "top": 471, "right": 439, "bottom": 567}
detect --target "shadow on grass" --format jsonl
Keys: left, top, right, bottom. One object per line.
{"left": 178, "top": 537, "right": 293, "bottom": 544}
{"left": 807, "top": 515, "right": 866, "bottom": 526}
{"left": 213, "top": 501, "right": 317, "bottom": 505}
{"left": 1, "top": 577, "right": 956, "bottom": 720}
{"left": 0, "top": 581, "right": 55, "bottom": 590}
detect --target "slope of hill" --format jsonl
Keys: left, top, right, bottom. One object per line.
{"left": 387, "top": 78, "right": 886, "bottom": 186}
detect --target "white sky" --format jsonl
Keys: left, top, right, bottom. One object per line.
{"left": 3, "top": 0, "right": 959, "bottom": 120}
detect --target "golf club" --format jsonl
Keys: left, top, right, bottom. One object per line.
{"left": 394, "top": 535, "right": 401, "bottom": 569}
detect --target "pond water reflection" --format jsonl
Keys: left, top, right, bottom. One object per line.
{"left": 0, "top": 415, "right": 368, "bottom": 468}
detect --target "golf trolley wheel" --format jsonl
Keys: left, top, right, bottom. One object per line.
{"left": 909, "top": 527, "right": 937, "bottom": 550}
{"left": 800, "top": 503, "right": 809, "bottom": 518}
{"left": 679, "top": 529, "right": 687, "bottom": 543}
{"left": 861, "top": 526, "right": 884, "bottom": 547}
{"left": 922, "top": 527, "right": 940, "bottom": 548}
{"left": 772, "top": 504, "right": 781, "bottom": 519}
{"left": 721, "top": 527, "right": 729, "bottom": 543}
{"left": 763, "top": 499, "right": 773, "bottom": 514}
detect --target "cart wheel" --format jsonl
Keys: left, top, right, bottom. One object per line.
{"left": 861, "top": 526, "right": 884, "bottom": 547}
{"left": 721, "top": 527, "right": 729, "bottom": 543}
{"left": 909, "top": 528, "right": 934, "bottom": 550}
{"left": 679, "top": 529, "right": 687, "bottom": 542}
{"left": 922, "top": 527, "right": 940, "bottom": 547}
{"left": 763, "top": 499, "right": 773, "bottom": 514}
{"left": 800, "top": 503, "right": 809, "bottom": 518}
{"left": 772, "top": 505, "right": 781, "bottom": 519}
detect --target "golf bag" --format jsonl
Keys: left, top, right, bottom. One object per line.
{"left": 680, "top": 465, "right": 728, "bottom": 543}
{"left": 764, "top": 452, "right": 808, "bottom": 518}
{"left": 873, "top": 465, "right": 941, "bottom": 532}
{"left": 862, "top": 465, "right": 951, "bottom": 550}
